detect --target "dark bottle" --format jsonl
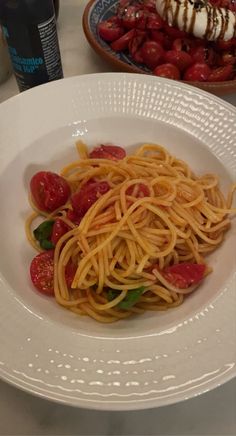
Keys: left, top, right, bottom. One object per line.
{"left": 0, "top": 0, "right": 63, "bottom": 92}
{"left": 53, "top": 0, "right": 59, "bottom": 19}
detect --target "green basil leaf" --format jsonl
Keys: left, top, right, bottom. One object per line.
{"left": 33, "top": 220, "right": 54, "bottom": 242}
{"left": 40, "top": 239, "right": 55, "bottom": 250}
{"left": 107, "top": 286, "right": 145, "bottom": 310}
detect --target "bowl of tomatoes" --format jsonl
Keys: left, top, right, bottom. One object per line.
{"left": 82, "top": 0, "right": 236, "bottom": 95}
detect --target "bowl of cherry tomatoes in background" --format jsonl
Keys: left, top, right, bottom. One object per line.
{"left": 82, "top": 0, "right": 236, "bottom": 96}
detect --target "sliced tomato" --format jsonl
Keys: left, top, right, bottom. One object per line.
{"left": 143, "top": 0, "right": 157, "bottom": 13}
{"left": 111, "top": 28, "right": 136, "bottom": 51}
{"left": 189, "top": 45, "right": 216, "bottom": 66}
{"left": 220, "top": 51, "right": 236, "bottom": 65}
{"left": 212, "top": 0, "right": 236, "bottom": 12}
{"left": 132, "top": 48, "right": 144, "bottom": 63}
{"left": 120, "top": 5, "right": 139, "bottom": 29}
{"left": 216, "top": 38, "right": 235, "bottom": 50}
{"left": 98, "top": 19, "right": 124, "bottom": 42}
{"left": 164, "top": 24, "right": 187, "bottom": 39}
{"left": 51, "top": 219, "right": 70, "bottom": 245}
{"left": 150, "top": 30, "right": 165, "bottom": 46}
{"left": 30, "top": 250, "right": 55, "bottom": 295}
{"left": 208, "top": 64, "right": 233, "bottom": 81}
{"left": 30, "top": 171, "right": 71, "bottom": 213}
{"left": 141, "top": 40, "right": 164, "bottom": 69}
{"left": 146, "top": 12, "right": 164, "bottom": 30}
{"left": 153, "top": 63, "right": 181, "bottom": 79}
{"left": 162, "top": 263, "right": 206, "bottom": 288}
{"left": 71, "top": 180, "right": 110, "bottom": 218}
{"left": 67, "top": 209, "right": 82, "bottom": 226}
{"left": 183, "top": 63, "right": 211, "bottom": 81}
{"left": 128, "top": 30, "right": 146, "bottom": 59}
{"left": 135, "top": 9, "right": 148, "bottom": 30}
{"left": 172, "top": 37, "right": 193, "bottom": 52}
{"left": 89, "top": 144, "right": 126, "bottom": 160}
{"left": 164, "top": 50, "right": 192, "bottom": 72}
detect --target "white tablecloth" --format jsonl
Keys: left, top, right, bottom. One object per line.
{"left": 0, "top": 1, "right": 235, "bottom": 434}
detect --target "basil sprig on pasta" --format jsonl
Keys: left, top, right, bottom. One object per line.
{"left": 107, "top": 287, "right": 145, "bottom": 309}
{"left": 33, "top": 220, "right": 54, "bottom": 250}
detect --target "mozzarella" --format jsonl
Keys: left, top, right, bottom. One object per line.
{"left": 156, "top": 0, "right": 236, "bottom": 41}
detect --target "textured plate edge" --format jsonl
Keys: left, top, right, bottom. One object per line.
{"left": 0, "top": 72, "right": 236, "bottom": 411}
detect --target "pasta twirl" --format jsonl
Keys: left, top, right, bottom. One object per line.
{"left": 26, "top": 142, "right": 236, "bottom": 323}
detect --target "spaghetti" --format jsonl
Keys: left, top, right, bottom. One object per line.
{"left": 26, "top": 142, "right": 236, "bottom": 323}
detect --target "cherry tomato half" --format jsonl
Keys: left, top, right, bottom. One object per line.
{"left": 141, "top": 40, "right": 164, "bottom": 69}
{"left": 208, "top": 64, "right": 234, "bottom": 82}
{"left": 189, "top": 45, "right": 216, "bottom": 66}
{"left": 183, "top": 63, "right": 211, "bottom": 81}
{"left": 111, "top": 28, "right": 136, "bottom": 51}
{"left": 51, "top": 219, "right": 70, "bottom": 245}
{"left": 71, "top": 180, "right": 110, "bottom": 218}
{"left": 172, "top": 37, "right": 193, "bottom": 52}
{"left": 164, "top": 24, "right": 187, "bottom": 39}
{"left": 30, "top": 250, "right": 55, "bottom": 295}
{"left": 146, "top": 12, "right": 164, "bottom": 30}
{"left": 30, "top": 171, "right": 71, "bottom": 213}
{"left": 98, "top": 19, "right": 124, "bottom": 42}
{"left": 128, "top": 30, "right": 146, "bottom": 59}
{"left": 30, "top": 250, "right": 77, "bottom": 295}
{"left": 153, "top": 63, "right": 180, "bottom": 79}
{"left": 120, "top": 5, "right": 139, "bottom": 29}
{"left": 89, "top": 144, "right": 126, "bottom": 160}
{"left": 164, "top": 50, "right": 192, "bottom": 72}
{"left": 162, "top": 263, "right": 206, "bottom": 288}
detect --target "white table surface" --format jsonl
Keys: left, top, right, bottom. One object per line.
{"left": 0, "top": 1, "right": 235, "bottom": 435}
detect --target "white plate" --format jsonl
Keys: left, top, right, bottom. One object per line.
{"left": 0, "top": 73, "right": 235, "bottom": 411}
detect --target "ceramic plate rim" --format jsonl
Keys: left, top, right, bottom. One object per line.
{"left": 0, "top": 73, "right": 235, "bottom": 411}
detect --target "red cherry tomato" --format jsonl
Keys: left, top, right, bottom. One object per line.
{"left": 120, "top": 5, "right": 139, "bottom": 29}
{"left": 150, "top": 30, "right": 165, "bottom": 46}
{"left": 71, "top": 181, "right": 110, "bottom": 218}
{"left": 220, "top": 51, "right": 236, "bottom": 65}
{"left": 153, "top": 63, "right": 180, "bottom": 79}
{"left": 184, "top": 63, "right": 211, "bottom": 81}
{"left": 29, "top": 250, "right": 79, "bottom": 295}
{"left": 143, "top": 0, "right": 157, "bottom": 13}
{"left": 216, "top": 39, "right": 235, "bottom": 50}
{"left": 164, "top": 24, "right": 187, "bottom": 39}
{"left": 162, "top": 263, "right": 206, "bottom": 289}
{"left": 208, "top": 64, "right": 233, "bottom": 81}
{"left": 146, "top": 12, "right": 164, "bottom": 30}
{"left": 128, "top": 30, "right": 146, "bottom": 59}
{"left": 89, "top": 144, "right": 126, "bottom": 160}
{"left": 189, "top": 45, "right": 216, "bottom": 66}
{"left": 30, "top": 171, "right": 71, "bottom": 213}
{"left": 111, "top": 29, "right": 136, "bottom": 51}
{"left": 98, "top": 19, "right": 124, "bottom": 42}
{"left": 164, "top": 50, "right": 192, "bottom": 72}
{"left": 132, "top": 48, "right": 144, "bottom": 63}
{"left": 212, "top": 0, "right": 236, "bottom": 12}
{"left": 67, "top": 209, "right": 82, "bottom": 226}
{"left": 141, "top": 40, "right": 164, "bottom": 69}
{"left": 172, "top": 38, "right": 193, "bottom": 52}
{"left": 30, "top": 250, "right": 55, "bottom": 295}
{"left": 135, "top": 9, "right": 148, "bottom": 30}
{"left": 51, "top": 219, "right": 70, "bottom": 245}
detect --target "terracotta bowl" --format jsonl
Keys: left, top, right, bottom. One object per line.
{"left": 82, "top": 0, "right": 236, "bottom": 96}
